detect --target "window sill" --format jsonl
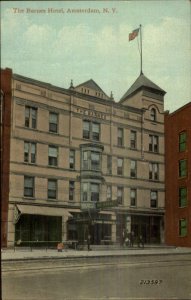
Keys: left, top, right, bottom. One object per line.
{"left": 23, "top": 197, "right": 35, "bottom": 200}
{"left": 48, "top": 165, "right": 58, "bottom": 168}
{"left": 24, "top": 162, "right": 37, "bottom": 165}
{"left": 49, "top": 131, "right": 59, "bottom": 135}
{"left": 24, "top": 126, "right": 37, "bottom": 131}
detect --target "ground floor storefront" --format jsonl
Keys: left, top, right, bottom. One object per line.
{"left": 6, "top": 204, "right": 164, "bottom": 247}
{"left": 116, "top": 213, "right": 164, "bottom": 245}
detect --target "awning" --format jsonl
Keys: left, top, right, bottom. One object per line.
{"left": 15, "top": 204, "right": 72, "bottom": 221}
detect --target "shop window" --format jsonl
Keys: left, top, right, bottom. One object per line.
{"left": 150, "top": 108, "right": 156, "bottom": 122}
{"left": 83, "top": 120, "right": 100, "bottom": 141}
{"left": 117, "top": 158, "right": 123, "bottom": 175}
{"left": 179, "top": 187, "right": 187, "bottom": 207}
{"left": 48, "top": 179, "right": 57, "bottom": 200}
{"left": 107, "top": 186, "right": 112, "bottom": 201}
{"left": 149, "top": 163, "right": 159, "bottom": 180}
{"left": 149, "top": 135, "right": 159, "bottom": 153}
{"left": 69, "top": 181, "right": 75, "bottom": 201}
{"left": 69, "top": 149, "right": 75, "bottom": 169}
{"left": 150, "top": 191, "right": 158, "bottom": 208}
{"left": 49, "top": 112, "right": 58, "bottom": 133}
{"left": 130, "top": 189, "right": 136, "bottom": 206}
{"left": 179, "top": 218, "right": 187, "bottom": 237}
{"left": 107, "top": 155, "right": 112, "bottom": 174}
{"left": 117, "top": 128, "right": 124, "bottom": 147}
{"left": 179, "top": 160, "right": 187, "bottom": 177}
{"left": 91, "top": 183, "right": 99, "bottom": 201}
{"left": 117, "top": 187, "right": 123, "bottom": 204}
{"left": 24, "top": 142, "right": 36, "bottom": 163}
{"left": 48, "top": 146, "right": 58, "bottom": 166}
{"left": 25, "top": 106, "right": 37, "bottom": 129}
{"left": 179, "top": 131, "right": 186, "bottom": 152}
{"left": 130, "top": 160, "right": 137, "bottom": 178}
{"left": 24, "top": 176, "right": 34, "bottom": 197}
{"left": 130, "top": 131, "right": 137, "bottom": 149}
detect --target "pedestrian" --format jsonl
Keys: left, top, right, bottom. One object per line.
{"left": 138, "top": 235, "right": 144, "bottom": 248}
{"left": 87, "top": 234, "right": 91, "bottom": 251}
{"left": 130, "top": 231, "right": 135, "bottom": 247}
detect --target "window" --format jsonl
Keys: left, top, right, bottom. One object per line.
{"left": 83, "top": 151, "right": 88, "bottom": 169}
{"left": 150, "top": 191, "right": 158, "bottom": 208}
{"left": 117, "top": 187, "right": 123, "bottom": 204}
{"left": 117, "top": 158, "right": 123, "bottom": 175}
{"left": 91, "top": 183, "right": 99, "bottom": 202}
{"left": 48, "top": 179, "right": 57, "bottom": 200}
{"left": 179, "top": 132, "right": 186, "bottom": 152}
{"left": 179, "top": 219, "right": 187, "bottom": 237}
{"left": 107, "top": 155, "right": 112, "bottom": 174}
{"left": 83, "top": 121, "right": 100, "bottom": 141}
{"left": 82, "top": 183, "right": 88, "bottom": 201}
{"left": 130, "top": 160, "right": 137, "bottom": 178}
{"left": 69, "top": 150, "right": 75, "bottom": 169}
{"left": 83, "top": 121, "right": 90, "bottom": 139}
{"left": 130, "top": 189, "right": 136, "bottom": 206}
{"left": 130, "top": 131, "right": 137, "bottom": 149}
{"left": 179, "top": 160, "right": 187, "bottom": 177}
{"left": 69, "top": 181, "right": 75, "bottom": 201}
{"left": 24, "top": 142, "right": 36, "bottom": 163}
{"left": 82, "top": 150, "right": 101, "bottom": 171}
{"left": 150, "top": 108, "right": 156, "bottom": 122}
{"left": 49, "top": 112, "right": 58, "bottom": 133}
{"left": 149, "top": 135, "right": 159, "bottom": 152}
{"left": 149, "top": 163, "right": 159, "bottom": 180}
{"left": 179, "top": 187, "right": 187, "bottom": 207}
{"left": 24, "top": 176, "right": 34, "bottom": 197}
{"left": 107, "top": 186, "right": 112, "bottom": 201}
{"left": 25, "top": 106, "right": 37, "bottom": 129}
{"left": 92, "top": 123, "right": 100, "bottom": 141}
{"left": 48, "top": 146, "right": 58, "bottom": 166}
{"left": 117, "top": 128, "right": 124, "bottom": 146}
{"left": 91, "top": 152, "right": 100, "bottom": 171}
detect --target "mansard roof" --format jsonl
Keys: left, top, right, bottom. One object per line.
{"left": 120, "top": 73, "right": 166, "bottom": 102}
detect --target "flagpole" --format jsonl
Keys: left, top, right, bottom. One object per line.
{"left": 140, "top": 24, "right": 143, "bottom": 75}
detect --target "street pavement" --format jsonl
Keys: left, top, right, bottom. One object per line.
{"left": 1, "top": 245, "right": 191, "bottom": 261}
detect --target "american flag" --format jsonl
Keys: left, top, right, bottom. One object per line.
{"left": 129, "top": 28, "right": 139, "bottom": 41}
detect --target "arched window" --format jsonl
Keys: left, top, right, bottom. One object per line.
{"left": 150, "top": 108, "right": 156, "bottom": 122}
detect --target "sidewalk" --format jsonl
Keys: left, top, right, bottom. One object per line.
{"left": 1, "top": 246, "right": 191, "bottom": 261}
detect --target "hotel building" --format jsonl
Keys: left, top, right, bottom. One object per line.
{"left": 1, "top": 68, "right": 166, "bottom": 247}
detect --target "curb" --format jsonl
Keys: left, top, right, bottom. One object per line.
{"left": 2, "top": 249, "right": 191, "bottom": 262}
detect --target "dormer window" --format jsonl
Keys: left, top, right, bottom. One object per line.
{"left": 150, "top": 108, "right": 156, "bottom": 122}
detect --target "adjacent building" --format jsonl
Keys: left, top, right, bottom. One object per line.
{"left": 1, "top": 68, "right": 166, "bottom": 247}
{"left": 1, "top": 68, "right": 12, "bottom": 248}
{"left": 165, "top": 102, "right": 191, "bottom": 247}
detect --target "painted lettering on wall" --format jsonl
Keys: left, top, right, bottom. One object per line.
{"left": 76, "top": 107, "right": 106, "bottom": 120}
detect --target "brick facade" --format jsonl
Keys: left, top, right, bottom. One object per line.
{"left": 1, "top": 68, "right": 12, "bottom": 248}
{"left": 165, "top": 102, "right": 191, "bottom": 247}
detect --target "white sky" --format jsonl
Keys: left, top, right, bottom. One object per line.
{"left": 1, "top": 0, "right": 191, "bottom": 112}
